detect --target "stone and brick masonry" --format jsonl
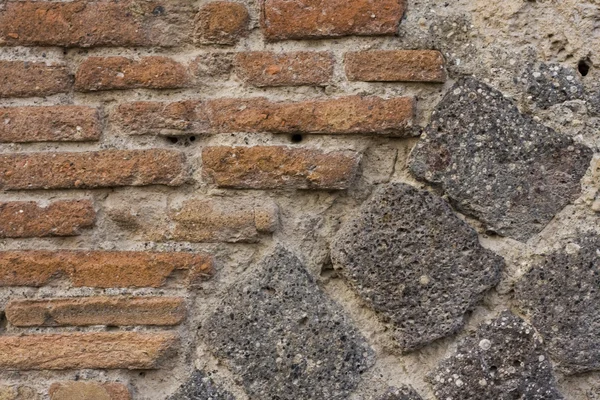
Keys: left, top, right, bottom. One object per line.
{"left": 0, "top": 0, "right": 598, "bottom": 399}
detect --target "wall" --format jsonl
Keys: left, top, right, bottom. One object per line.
{"left": 0, "top": 0, "right": 599, "bottom": 399}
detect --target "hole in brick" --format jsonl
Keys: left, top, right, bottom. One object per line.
{"left": 291, "top": 134, "right": 303, "bottom": 143}
{"left": 578, "top": 59, "right": 591, "bottom": 76}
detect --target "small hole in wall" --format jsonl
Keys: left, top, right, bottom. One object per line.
{"left": 167, "top": 136, "right": 179, "bottom": 144}
{"left": 165, "top": 136, "right": 197, "bottom": 147}
{"left": 189, "top": 135, "right": 196, "bottom": 142}
{"left": 291, "top": 134, "right": 303, "bottom": 143}
{"left": 578, "top": 59, "right": 591, "bottom": 76}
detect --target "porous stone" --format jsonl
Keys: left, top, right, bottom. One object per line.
{"left": 375, "top": 386, "right": 423, "bottom": 400}
{"left": 410, "top": 77, "right": 593, "bottom": 241}
{"left": 331, "top": 183, "right": 504, "bottom": 352}
{"left": 202, "top": 246, "right": 374, "bottom": 400}
{"left": 166, "top": 370, "right": 234, "bottom": 400}
{"left": 521, "top": 63, "right": 586, "bottom": 109}
{"left": 516, "top": 233, "right": 600, "bottom": 374}
{"left": 429, "top": 311, "right": 564, "bottom": 400}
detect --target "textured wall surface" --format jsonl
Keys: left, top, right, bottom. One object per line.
{"left": 0, "top": 0, "right": 599, "bottom": 399}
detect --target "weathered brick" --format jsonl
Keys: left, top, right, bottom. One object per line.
{"left": 0, "top": 200, "right": 95, "bottom": 238}
{"left": 0, "top": 251, "right": 214, "bottom": 288}
{"left": 0, "top": 61, "right": 71, "bottom": 98}
{"left": 0, "top": 332, "right": 177, "bottom": 370}
{"left": 261, "top": 0, "right": 407, "bottom": 41}
{"left": 190, "top": 52, "right": 234, "bottom": 78}
{"left": 6, "top": 297, "right": 186, "bottom": 327}
{"left": 235, "top": 51, "right": 334, "bottom": 86}
{"left": 345, "top": 50, "right": 447, "bottom": 82}
{"left": 202, "top": 146, "right": 361, "bottom": 189}
{"left": 0, "top": 149, "right": 187, "bottom": 190}
{"left": 195, "top": 2, "right": 249, "bottom": 45}
{"left": 49, "top": 382, "right": 131, "bottom": 400}
{"left": 0, "top": 386, "right": 39, "bottom": 400}
{"left": 0, "top": 106, "right": 101, "bottom": 143}
{"left": 75, "top": 57, "right": 190, "bottom": 92}
{"left": 170, "top": 198, "right": 278, "bottom": 242}
{"left": 0, "top": 0, "right": 192, "bottom": 48}
{"left": 114, "top": 96, "right": 414, "bottom": 136}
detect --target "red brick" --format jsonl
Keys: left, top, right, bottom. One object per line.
{"left": 235, "top": 51, "right": 334, "bottom": 87}
{"left": 0, "top": 251, "right": 214, "bottom": 288}
{"left": 49, "top": 382, "right": 131, "bottom": 400}
{"left": 0, "top": 200, "right": 95, "bottom": 238}
{"left": 0, "top": 106, "right": 100, "bottom": 143}
{"left": 0, "top": 61, "right": 71, "bottom": 98}
{"left": 114, "top": 96, "right": 414, "bottom": 136}
{"left": 0, "top": 0, "right": 192, "bottom": 48}
{"left": 6, "top": 297, "right": 185, "bottom": 327}
{"left": 75, "top": 56, "right": 190, "bottom": 92}
{"left": 202, "top": 146, "right": 361, "bottom": 189}
{"left": 0, "top": 149, "right": 187, "bottom": 190}
{"left": 195, "top": 2, "right": 249, "bottom": 45}
{"left": 0, "top": 332, "right": 177, "bottom": 370}
{"left": 345, "top": 50, "right": 447, "bottom": 82}
{"left": 261, "top": 0, "right": 407, "bottom": 41}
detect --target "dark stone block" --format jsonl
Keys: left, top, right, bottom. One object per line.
{"left": 167, "top": 370, "right": 235, "bottom": 400}
{"left": 376, "top": 386, "right": 423, "bottom": 400}
{"left": 331, "top": 183, "right": 503, "bottom": 352}
{"left": 410, "top": 77, "right": 593, "bottom": 241}
{"left": 521, "top": 63, "right": 586, "bottom": 109}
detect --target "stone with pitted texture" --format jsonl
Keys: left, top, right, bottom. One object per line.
{"left": 167, "top": 370, "right": 234, "bottom": 400}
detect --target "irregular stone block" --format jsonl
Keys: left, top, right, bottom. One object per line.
{"left": 429, "top": 311, "right": 564, "bottom": 400}
{"left": 331, "top": 183, "right": 503, "bottom": 352}
{"left": 167, "top": 370, "right": 234, "bottom": 400}
{"left": 410, "top": 77, "right": 593, "bottom": 241}
{"left": 521, "top": 63, "right": 586, "bottom": 109}
{"left": 202, "top": 246, "right": 374, "bottom": 400}
{"left": 516, "top": 234, "right": 600, "bottom": 374}
{"left": 375, "top": 386, "right": 423, "bottom": 400}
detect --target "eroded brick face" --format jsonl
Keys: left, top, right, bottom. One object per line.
{"left": 0, "top": 61, "right": 71, "bottom": 98}
{"left": 195, "top": 2, "right": 250, "bottom": 45}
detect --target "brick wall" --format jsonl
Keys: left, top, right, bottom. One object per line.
{"left": 0, "top": 0, "right": 598, "bottom": 399}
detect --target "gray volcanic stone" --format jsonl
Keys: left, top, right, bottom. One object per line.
{"left": 516, "top": 233, "right": 600, "bottom": 375}
{"left": 521, "top": 63, "right": 586, "bottom": 109}
{"left": 429, "top": 311, "right": 564, "bottom": 400}
{"left": 202, "top": 246, "right": 374, "bottom": 400}
{"left": 331, "top": 183, "right": 504, "bottom": 352}
{"left": 167, "top": 370, "right": 235, "bottom": 400}
{"left": 376, "top": 386, "right": 423, "bottom": 400}
{"left": 410, "top": 77, "right": 593, "bottom": 241}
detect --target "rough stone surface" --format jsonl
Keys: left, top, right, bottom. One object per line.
{"left": 0, "top": 386, "right": 38, "bottom": 400}
{"left": 520, "top": 63, "right": 586, "bottom": 109}
{"left": 166, "top": 371, "right": 234, "bottom": 400}
{"left": 195, "top": 2, "right": 249, "bottom": 45}
{"left": 0, "top": 61, "right": 71, "bottom": 98}
{"left": 202, "top": 246, "right": 374, "bottom": 400}
{"left": 429, "top": 311, "right": 564, "bottom": 400}
{"left": 375, "top": 386, "right": 423, "bottom": 400}
{"left": 410, "top": 77, "right": 593, "bottom": 241}
{"left": 261, "top": 0, "right": 407, "bottom": 40}
{"left": 49, "top": 382, "right": 131, "bottom": 400}
{"left": 331, "top": 183, "right": 504, "bottom": 352}
{"left": 345, "top": 50, "right": 447, "bottom": 82}
{"left": 516, "top": 234, "right": 600, "bottom": 375}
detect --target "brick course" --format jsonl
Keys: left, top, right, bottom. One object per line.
{"left": 195, "top": 2, "right": 249, "bottom": 45}
{"left": 49, "top": 382, "right": 131, "bottom": 400}
{"left": 345, "top": 50, "right": 447, "bottom": 82}
{"left": 0, "top": 61, "right": 71, "bottom": 98}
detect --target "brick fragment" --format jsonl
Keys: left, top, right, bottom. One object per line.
{"left": 195, "top": 2, "right": 249, "bottom": 45}
{"left": 0, "top": 251, "right": 214, "bottom": 288}
{"left": 202, "top": 146, "right": 361, "bottom": 189}
{"left": 0, "top": 332, "right": 177, "bottom": 370}
{"left": 235, "top": 51, "right": 334, "bottom": 86}
{"left": 0, "top": 386, "right": 39, "bottom": 400}
{"left": 345, "top": 50, "right": 447, "bottom": 82}
{"left": 0, "top": 149, "right": 187, "bottom": 190}
{"left": 0, "top": 200, "right": 95, "bottom": 238}
{"left": 49, "top": 382, "right": 131, "bottom": 400}
{"left": 75, "top": 57, "right": 190, "bottom": 92}
{"left": 171, "top": 198, "right": 278, "bottom": 242}
{"left": 114, "top": 96, "right": 414, "bottom": 136}
{"left": 0, "top": 0, "right": 192, "bottom": 48}
{"left": 6, "top": 297, "right": 186, "bottom": 327}
{"left": 0, "top": 106, "right": 101, "bottom": 143}
{"left": 261, "top": 0, "right": 407, "bottom": 41}
{"left": 0, "top": 61, "right": 71, "bottom": 98}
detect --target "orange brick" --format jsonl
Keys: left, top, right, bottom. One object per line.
{"left": 0, "top": 149, "right": 188, "bottom": 190}
{"left": 0, "top": 106, "right": 101, "bottom": 143}
{"left": 0, "top": 332, "right": 177, "bottom": 370}
{"left": 49, "top": 382, "right": 131, "bottom": 400}
{"left": 114, "top": 100, "right": 202, "bottom": 135}
{"left": 202, "top": 146, "right": 361, "bottom": 189}
{"left": 261, "top": 0, "right": 407, "bottom": 40}
{"left": 345, "top": 50, "right": 447, "bottom": 82}
{"left": 0, "top": 61, "right": 71, "bottom": 98}
{"left": 195, "top": 2, "right": 249, "bottom": 45}
{"left": 0, "top": 251, "right": 214, "bottom": 288}
{"left": 0, "top": 200, "right": 95, "bottom": 238}
{"left": 235, "top": 51, "right": 334, "bottom": 86}
{"left": 75, "top": 56, "right": 190, "bottom": 92}
{"left": 6, "top": 297, "right": 185, "bottom": 327}
{"left": 0, "top": 0, "right": 193, "bottom": 48}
